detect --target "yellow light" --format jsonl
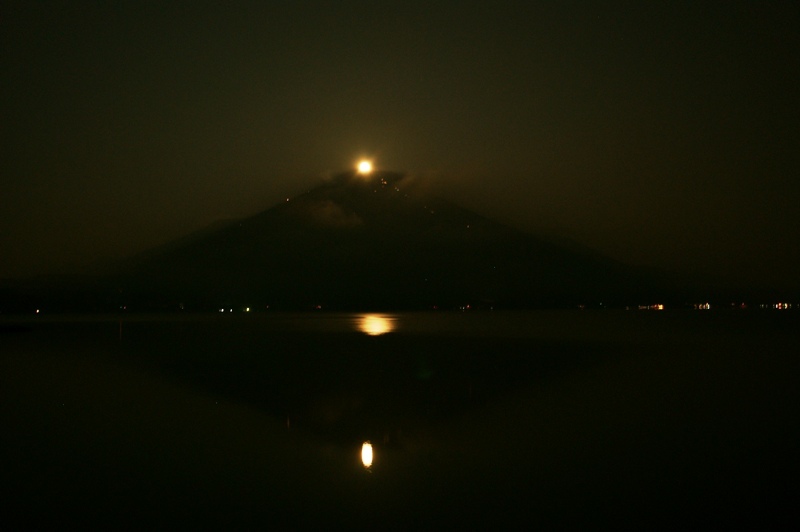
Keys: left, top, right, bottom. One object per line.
{"left": 358, "top": 314, "right": 395, "bottom": 336}
{"left": 357, "top": 160, "right": 373, "bottom": 175}
{"left": 361, "top": 441, "right": 373, "bottom": 468}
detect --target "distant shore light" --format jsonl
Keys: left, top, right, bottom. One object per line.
{"left": 357, "top": 160, "right": 373, "bottom": 175}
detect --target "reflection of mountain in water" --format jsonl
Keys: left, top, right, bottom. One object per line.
{"left": 114, "top": 313, "right": 598, "bottom": 446}
{"left": 111, "top": 170, "right": 669, "bottom": 310}
{"left": 6, "top": 312, "right": 797, "bottom": 528}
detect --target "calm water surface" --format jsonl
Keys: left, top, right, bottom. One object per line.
{"left": 2, "top": 311, "right": 798, "bottom": 527}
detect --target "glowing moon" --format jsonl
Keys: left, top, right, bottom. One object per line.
{"left": 357, "top": 160, "right": 373, "bottom": 175}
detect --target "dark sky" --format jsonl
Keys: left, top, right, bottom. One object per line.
{"left": 2, "top": 1, "right": 799, "bottom": 289}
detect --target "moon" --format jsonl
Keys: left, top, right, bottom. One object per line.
{"left": 357, "top": 160, "right": 373, "bottom": 175}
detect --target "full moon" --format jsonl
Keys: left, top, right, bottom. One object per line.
{"left": 357, "top": 160, "right": 373, "bottom": 175}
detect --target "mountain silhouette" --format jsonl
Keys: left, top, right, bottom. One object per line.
{"left": 102, "top": 170, "right": 671, "bottom": 311}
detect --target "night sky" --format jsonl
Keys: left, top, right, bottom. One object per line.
{"left": 2, "top": 1, "right": 798, "bottom": 289}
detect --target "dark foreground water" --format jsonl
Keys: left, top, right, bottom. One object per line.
{"left": 2, "top": 311, "right": 798, "bottom": 528}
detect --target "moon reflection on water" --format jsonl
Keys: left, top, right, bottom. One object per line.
{"left": 361, "top": 441, "right": 374, "bottom": 469}
{"left": 357, "top": 314, "right": 395, "bottom": 336}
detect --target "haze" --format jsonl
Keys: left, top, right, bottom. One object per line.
{"left": 2, "top": 2, "right": 798, "bottom": 290}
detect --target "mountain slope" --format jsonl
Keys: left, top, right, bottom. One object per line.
{"left": 111, "top": 170, "right": 671, "bottom": 310}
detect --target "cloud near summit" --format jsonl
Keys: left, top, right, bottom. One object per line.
{"left": 304, "top": 199, "right": 363, "bottom": 228}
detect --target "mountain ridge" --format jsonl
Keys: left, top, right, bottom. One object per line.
{"left": 2, "top": 170, "right": 711, "bottom": 312}
{"left": 101, "top": 170, "right": 674, "bottom": 311}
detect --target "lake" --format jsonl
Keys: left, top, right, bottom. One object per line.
{"left": 2, "top": 310, "right": 798, "bottom": 527}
